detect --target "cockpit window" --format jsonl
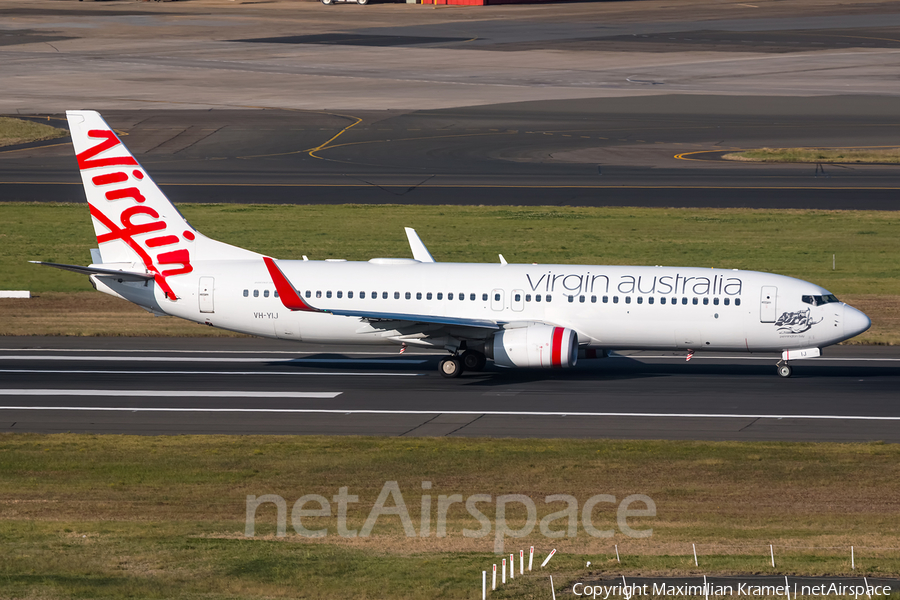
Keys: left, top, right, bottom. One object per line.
{"left": 802, "top": 294, "right": 840, "bottom": 306}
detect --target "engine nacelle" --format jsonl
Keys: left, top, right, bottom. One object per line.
{"left": 489, "top": 325, "right": 578, "bottom": 369}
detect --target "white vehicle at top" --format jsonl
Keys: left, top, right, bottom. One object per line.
{"left": 34, "top": 110, "right": 871, "bottom": 378}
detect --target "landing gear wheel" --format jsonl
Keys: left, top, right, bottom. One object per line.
{"left": 321, "top": 0, "right": 334, "bottom": 5}
{"left": 777, "top": 364, "right": 792, "bottom": 378}
{"left": 439, "top": 357, "right": 463, "bottom": 378}
{"left": 357, "top": 0, "right": 368, "bottom": 5}
{"left": 461, "top": 350, "right": 486, "bottom": 371}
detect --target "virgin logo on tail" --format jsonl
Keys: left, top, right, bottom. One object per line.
{"left": 77, "top": 129, "right": 193, "bottom": 300}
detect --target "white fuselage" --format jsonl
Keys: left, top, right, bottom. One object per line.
{"left": 98, "top": 259, "right": 869, "bottom": 353}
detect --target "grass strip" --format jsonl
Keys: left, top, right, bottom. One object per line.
{"left": 722, "top": 147, "right": 900, "bottom": 164}
{"left": 0, "top": 117, "right": 68, "bottom": 148}
{"left": 1, "top": 435, "right": 899, "bottom": 599}
{"left": 2, "top": 203, "right": 898, "bottom": 342}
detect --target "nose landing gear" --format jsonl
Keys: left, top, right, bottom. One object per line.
{"left": 776, "top": 361, "right": 792, "bottom": 378}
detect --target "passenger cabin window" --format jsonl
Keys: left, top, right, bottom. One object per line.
{"left": 660, "top": 297, "right": 666, "bottom": 304}
{"left": 591, "top": 296, "right": 597, "bottom": 303}
{"left": 405, "top": 292, "right": 411, "bottom": 300}
{"left": 316, "top": 291, "right": 322, "bottom": 298}
{"left": 348, "top": 291, "right": 353, "bottom": 299}
{"left": 546, "top": 295, "right": 552, "bottom": 302}
{"left": 603, "top": 296, "right": 608, "bottom": 303}
{"left": 426, "top": 293, "right": 432, "bottom": 300}
{"left": 459, "top": 293, "right": 464, "bottom": 301}
{"left": 692, "top": 298, "right": 698, "bottom": 305}
{"left": 580, "top": 295, "right": 585, "bottom": 303}
{"left": 243, "top": 290, "right": 248, "bottom": 297}
{"left": 437, "top": 293, "right": 443, "bottom": 300}
{"left": 724, "top": 298, "right": 730, "bottom": 305}
{"left": 636, "top": 297, "right": 642, "bottom": 304}
{"left": 416, "top": 292, "right": 422, "bottom": 300}
{"left": 253, "top": 290, "right": 259, "bottom": 298}
{"left": 264, "top": 290, "right": 269, "bottom": 298}
{"left": 394, "top": 292, "right": 400, "bottom": 299}
{"left": 336, "top": 291, "right": 342, "bottom": 299}
{"left": 681, "top": 298, "right": 688, "bottom": 305}
{"left": 613, "top": 296, "right": 619, "bottom": 304}
{"left": 703, "top": 298, "right": 708, "bottom": 305}
{"left": 735, "top": 298, "right": 741, "bottom": 306}
{"left": 625, "top": 296, "right": 631, "bottom": 304}
{"left": 568, "top": 295, "right": 574, "bottom": 303}
{"left": 526, "top": 294, "right": 532, "bottom": 302}
{"left": 471, "top": 293, "right": 476, "bottom": 301}
{"left": 326, "top": 291, "right": 332, "bottom": 298}
{"left": 382, "top": 292, "right": 388, "bottom": 299}
{"left": 483, "top": 293, "right": 488, "bottom": 301}
{"left": 448, "top": 293, "right": 454, "bottom": 300}
{"left": 535, "top": 295, "right": 541, "bottom": 303}
{"left": 515, "top": 293, "right": 521, "bottom": 302}
{"left": 648, "top": 297, "right": 654, "bottom": 304}
{"left": 713, "top": 297, "right": 719, "bottom": 305}
{"left": 274, "top": 291, "right": 279, "bottom": 298}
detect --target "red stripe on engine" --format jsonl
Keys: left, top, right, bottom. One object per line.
{"left": 551, "top": 327, "right": 564, "bottom": 368}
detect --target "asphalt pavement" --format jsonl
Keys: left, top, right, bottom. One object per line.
{"left": 1, "top": 337, "right": 898, "bottom": 440}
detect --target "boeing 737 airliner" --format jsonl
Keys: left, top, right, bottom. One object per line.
{"left": 34, "top": 111, "right": 871, "bottom": 378}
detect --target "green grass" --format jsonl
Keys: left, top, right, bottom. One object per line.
{"left": 1, "top": 435, "right": 899, "bottom": 599}
{"left": 723, "top": 147, "right": 900, "bottom": 164}
{"left": 3, "top": 203, "right": 900, "bottom": 295}
{"left": 0, "top": 116, "right": 68, "bottom": 147}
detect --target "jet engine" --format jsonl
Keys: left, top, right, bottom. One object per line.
{"left": 488, "top": 325, "right": 578, "bottom": 368}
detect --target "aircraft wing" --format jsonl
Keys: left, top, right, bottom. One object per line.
{"left": 327, "top": 308, "right": 499, "bottom": 330}
{"left": 30, "top": 261, "right": 154, "bottom": 281}
{"left": 263, "top": 256, "right": 499, "bottom": 331}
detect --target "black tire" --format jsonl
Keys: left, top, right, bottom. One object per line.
{"left": 777, "top": 364, "right": 792, "bottom": 378}
{"left": 439, "top": 357, "right": 463, "bottom": 378}
{"left": 322, "top": 0, "right": 334, "bottom": 5}
{"left": 357, "top": 0, "right": 369, "bottom": 5}
{"left": 461, "top": 350, "right": 486, "bottom": 371}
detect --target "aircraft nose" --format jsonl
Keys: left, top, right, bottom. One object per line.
{"left": 843, "top": 304, "right": 871, "bottom": 338}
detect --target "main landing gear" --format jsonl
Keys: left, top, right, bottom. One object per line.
{"left": 776, "top": 361, "right": 792, "bottom": 378}
{"left": 439, "top": 350, "right": 486, "bottom": 378}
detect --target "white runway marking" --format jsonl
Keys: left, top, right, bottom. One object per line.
{"left": 0, "top": 390, "right": 341, "bottom": 399}
{"left": 0, "top": 405, "right": 897, "bottom": 420}
{"left": 0, "top": 356, "right": 426, "bottom": 364}
{"left": 0, "top": 369, "right": 421, "bottom": 377}
{"left": 0, "top": 348, "right": 443, "bottom": 356}
{"left": 615, "top": 355, "right": 900, "bottom": 362}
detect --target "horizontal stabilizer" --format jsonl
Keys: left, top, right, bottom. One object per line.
{"left": 29, "top": 261, "right": 154, "bottom": 281}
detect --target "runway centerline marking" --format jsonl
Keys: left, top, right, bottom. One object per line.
{"left": 0, "top": 390, "right": 342, "bottom": 399}
{"left": 0, "top": 406, "right": 897, "bottom": 420}
{"left": 0, "top": 370, "right": 422, "bottom": 377}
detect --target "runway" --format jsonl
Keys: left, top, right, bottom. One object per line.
{"left": 2, "top": 337, "right": 898, "bottom": 441}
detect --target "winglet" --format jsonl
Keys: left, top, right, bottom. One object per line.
{"left": 404, "top": 227, "right": 435, "bottom": 263}
{"left": 262, "top": 257, "right": 321, "bottom": 312}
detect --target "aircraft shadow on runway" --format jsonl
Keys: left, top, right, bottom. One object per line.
{"left": 275, "top": 354, "right": 898, "bottom": 383}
